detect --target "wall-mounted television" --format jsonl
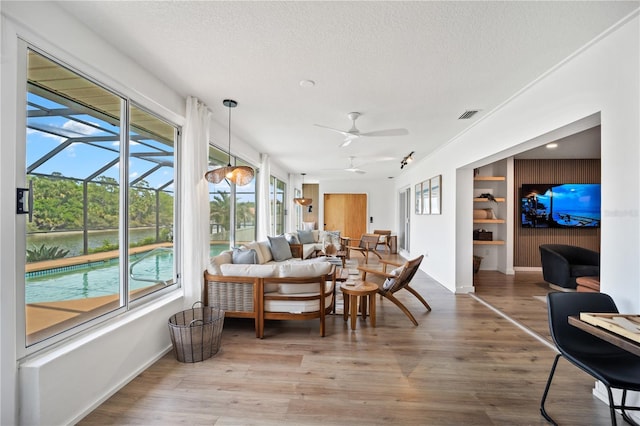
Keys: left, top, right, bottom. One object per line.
{"left": 521, "top": 183, "right": 601, "bottom": 228}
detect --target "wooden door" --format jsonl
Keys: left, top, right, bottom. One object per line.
{"left": 324, "top": 193, "right": 367, "bottom": 239}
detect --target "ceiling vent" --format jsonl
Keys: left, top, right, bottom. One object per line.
{"left": 458, "top": 110, "right": 479, "bottom": 120}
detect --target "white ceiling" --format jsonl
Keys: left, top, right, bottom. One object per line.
{"left": 57, "top": 1, "right": 637, "bottom": 181}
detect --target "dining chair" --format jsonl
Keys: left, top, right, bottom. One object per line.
{"left": 541, "top": 292, "right": 640, "bottom": 425}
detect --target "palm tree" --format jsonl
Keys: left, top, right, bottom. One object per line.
{"left": 209, "top": 191, "right": 231, "bottom": 236}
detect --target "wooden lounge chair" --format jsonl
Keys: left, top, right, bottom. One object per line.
{"left": 358, "top": 255, "right": 431, "bottom": 325}
{"left": 373, "top": 229, "right": 392, "bottom": 254}
{"left": 345, "top": 233, "right": 382, "bottom": 264}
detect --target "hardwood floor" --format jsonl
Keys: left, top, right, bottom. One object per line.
{"left": 79, "top": 259, "right": 616, "bottom": 425}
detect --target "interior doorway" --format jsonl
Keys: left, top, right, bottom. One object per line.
{"left": 323, "top": 193, "right": 367, "bottom": 238}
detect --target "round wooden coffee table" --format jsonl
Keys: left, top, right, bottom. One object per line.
{"left": 340, "top": 281, "right": 378, "bottom": 330}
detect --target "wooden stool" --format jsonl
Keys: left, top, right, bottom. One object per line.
{"left": 340, "top": 281, "right": 378, "bottom": 330}
{"left": 576, "top": 276, "right": 600, "bottom": 292}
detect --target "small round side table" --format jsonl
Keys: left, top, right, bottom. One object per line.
{"left": 340, "top": 281, "right": 379, "bottom": 330}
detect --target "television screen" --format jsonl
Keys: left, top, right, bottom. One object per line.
{"left": 521, "top": 183, "right": 601, "bottom": 228}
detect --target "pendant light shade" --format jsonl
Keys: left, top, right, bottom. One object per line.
{"left": 294, "top": 173, "right": 313, "bottom": 206}
{"left": 205, "top": 99, "right": 254, "bottom": 186}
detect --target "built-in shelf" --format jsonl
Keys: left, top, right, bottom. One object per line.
{"left": 473, "top": 197, "right": 505, "bottom": 202}
{"left": 473, "top": 240, "right": 505, "bottom": 245}
{"left": 474, "top": 176, "right": 505, "bottom": 181}
{"left": 473, "top": 219, "right": 506, "bottom": 224}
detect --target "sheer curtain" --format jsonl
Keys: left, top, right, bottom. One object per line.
{"left": 180, "top": 96, "right": 211, "bottom": 305}
{"left": 257, "top": 153, "right": 271, "bottom": 241}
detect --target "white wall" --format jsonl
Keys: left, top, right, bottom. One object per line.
{"left": 394, "top": 11, "right": 640, "bottom": 307}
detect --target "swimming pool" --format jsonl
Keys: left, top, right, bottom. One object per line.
{"left": 25, "top": 244, "right": 228, "bottom": 304}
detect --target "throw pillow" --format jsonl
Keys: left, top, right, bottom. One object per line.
{"left": 267, "top": 235, "right": 293, "bottom": 261}
{"left": 232, "top": 248, "right": 258, "bottom": 264}
{"left": 298, "top": 230, "right": 315, "bottom": 244}
{"left": 383, "top": 266, "right": 405, "bottom": 290}
{"left": 285, "top": 232, "right": 300, "bottom": 245}
{"left": 246, "top": 241, "right": 266, "bottom": 264}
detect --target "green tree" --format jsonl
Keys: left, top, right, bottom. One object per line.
{"left": 30, "top": 174, "right": 83, "bottom": 231}
{"left": 87, "top": 177, "right": 119, "bottom": 229}
{"left": 210, "top": 191, "right": 231, "bottom": 234}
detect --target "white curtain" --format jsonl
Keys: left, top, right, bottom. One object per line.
{"left": 257, "top": 153, "right": 271, "bottom": 241}
{"left": 180, "top": 96, "right": 211, "bottom": 306}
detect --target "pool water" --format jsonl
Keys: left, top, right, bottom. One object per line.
{"left": 25, "top": 244, "right": 228, "bottom": 304}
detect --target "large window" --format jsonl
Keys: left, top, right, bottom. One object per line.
{"left": 207, "top": 145, "right": 256, "bottom": 251}
{"left": 24, "top": 48, "right": 178, "bottom": 347}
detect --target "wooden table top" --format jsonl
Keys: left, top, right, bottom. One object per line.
{"left": 340, "top": 281, "right": 378, "bottom": 296}
{"left": 569, "top": 315, "right": 640, "bottom": 357}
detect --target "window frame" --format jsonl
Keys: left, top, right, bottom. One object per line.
{"left": 18, "top": 43, "right": 181, "bottom": 356}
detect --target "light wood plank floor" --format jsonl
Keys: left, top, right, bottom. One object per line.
{"left": 79, "top": 257, "right": 617, "bottom": 425}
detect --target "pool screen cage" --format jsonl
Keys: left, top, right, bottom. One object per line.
{"left": 26, "top": 56, "right": 177, "bottom": 256}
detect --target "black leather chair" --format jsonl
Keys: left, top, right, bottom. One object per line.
{"left": 541, "top": 292, "right": 640, "bottom": 425}
{"left": 539, "top": 244, "right": 600, "bottom": 290}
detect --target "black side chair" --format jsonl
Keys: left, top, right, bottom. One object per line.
{"left": 541, "top": 292, "right": 640, "bottom": 425}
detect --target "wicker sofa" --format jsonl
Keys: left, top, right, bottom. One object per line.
{"left": 204, "top": 241, "right": 336, "bottom": 338}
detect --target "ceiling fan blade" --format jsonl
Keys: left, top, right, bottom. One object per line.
{"left": 314, "top": 123, "right": 351, "bottom": 137}
{"left": 339, "top": 135, "right": 359, "bottom": 148}
{"left": 360, "top": 128, "right": 409, "bottom": 137}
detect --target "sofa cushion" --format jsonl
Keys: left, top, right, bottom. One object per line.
{"left": 232, "top": 248, "right": 258, "bottom": 264}
{"left": 279, "top": 262, "right": 332, "bottom": 277}
{"left": 220, "top": 263, "right": 278, "bottom": 277}
{"left": 264, "top": 283, "right": 334, "bottom": 312}
{"left": 268, "top": 235, "right": 293, "bottom": 261}
{"left": 277, "top": 262, "right": 333, "bottom": 294}
{"left": 208, "top": 250, "right": 232, "bottom": 275}
{"left": 298, "top": 230, "right": 315, "bottom": 244}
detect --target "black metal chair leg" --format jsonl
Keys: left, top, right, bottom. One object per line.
{"left": 606, "top": 386, "right": 619, "bottom": 426}
{"left": 540, "top": 353, "right": 561, "bottom": 425}
{"left": 620, "top": 389, "right": 640, "bottom": 426}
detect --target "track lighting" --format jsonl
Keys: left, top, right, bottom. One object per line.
{"left": 400, "top": 151, "right": 415, "bottom": 169}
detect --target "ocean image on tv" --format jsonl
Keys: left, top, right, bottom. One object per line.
{"left": 521, "top": 183, "right": 601, "bottom": 228}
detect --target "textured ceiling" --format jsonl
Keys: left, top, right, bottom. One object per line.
{"left": 57, "top": 1, "right": 637, "bottom": 180}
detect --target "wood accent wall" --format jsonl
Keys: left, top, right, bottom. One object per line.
{"left": 302, "top": 183, "right": 319, "bottom": 228}
{"left": 514, "top": 159, "right": 601, "bottom": 267}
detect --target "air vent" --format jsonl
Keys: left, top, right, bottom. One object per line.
{"left": 458, "top": 110, "right": 479, "bottom": 120}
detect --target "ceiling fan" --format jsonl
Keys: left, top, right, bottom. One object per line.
{"left": 315, "top": 112, "right": 409, "bottom": 147}
{"left": 343, "top": 156, "right": 366, "bottom": 174}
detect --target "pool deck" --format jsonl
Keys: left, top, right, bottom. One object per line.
{"left": 26, "top": 242, "right": 173, "bottom": 273}
{"left": 25, "top": 243, "right": 173, "bottom": 344}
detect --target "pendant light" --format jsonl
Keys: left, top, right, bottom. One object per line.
{"left": 205, "top": 99, "right": 254, "bottom": 186}
{"left": 294, "top": 173, "right": 313, "bottom": 206}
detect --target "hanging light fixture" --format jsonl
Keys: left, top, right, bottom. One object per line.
{"left": 294, "top": 173, "right": 313, "bottom": 206}
{"left": 205, "top": 99, "right": 254, "bottom": 186}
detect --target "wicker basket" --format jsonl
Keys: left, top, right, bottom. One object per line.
{"left": 168, "top": 303, "right": 225, "bottom": 363}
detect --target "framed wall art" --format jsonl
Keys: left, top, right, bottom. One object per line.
{"left": 415, "top": 182, "right": 422, "bottom": 214}
{"left": 421, "top": 179, "right": 430, "bottom": 214}
{"left": 430, "top": 175, "right": 441, "bottom": 215}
